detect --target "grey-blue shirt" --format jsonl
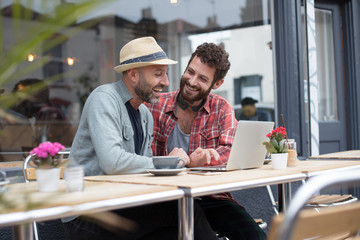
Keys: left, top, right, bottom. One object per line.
{"left": 63, "top": 80, "right": 155, "bottom": 223}
{"left": 69, "top": 80, "right": 154, "bottom": 176}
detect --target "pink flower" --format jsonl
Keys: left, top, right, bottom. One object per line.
{"left": 29, "top": 142, "right": 65, "bottom": 168}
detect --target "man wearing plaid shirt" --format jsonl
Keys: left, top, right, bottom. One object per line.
{"left": 146, "top": 42, "right": 266, "bottom": 240}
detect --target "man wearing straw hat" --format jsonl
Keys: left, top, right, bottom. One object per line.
{"left": 63, "top": 37, "right": 218, "bottom": 240}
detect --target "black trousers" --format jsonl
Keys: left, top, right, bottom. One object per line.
{"left": 196, "top": 197, "right": 267, "bottom": 240}
{"left": 63, "top": 200, "right": 218, "bottom": 240}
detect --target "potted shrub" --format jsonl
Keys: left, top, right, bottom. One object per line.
{"left": 263, "top": 127, "right": 289, "bottom": 169}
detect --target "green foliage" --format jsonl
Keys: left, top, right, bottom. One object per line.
{"left": 0, "top": 0, "right": 114, "bottom": 120}
{"left": 0, "top": 0, "right": 114, "bottom": 210}
{"left": 263, "top": 139, "right": 288, "bottom": 153}
{"left": 263, "top": 141, "right": 288, "bottom": 153}
{"left": 0, "top": 189, "right": 61, "bottom": 213}
{"left": 0, "top": 191, "right": 16, "bottom": 211}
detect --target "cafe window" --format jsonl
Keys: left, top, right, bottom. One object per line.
{"left": 234, "top": 74, "right": 263, "bottom": 105}
{"left": 1, "top": 0, "right": 275, "bottom": 160}
{"left": 43, "top": 43, "right": 64, "bottom": 80}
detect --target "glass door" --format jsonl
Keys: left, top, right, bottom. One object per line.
{"left": 303, "top": 0, "right": 347, "bottom": 154}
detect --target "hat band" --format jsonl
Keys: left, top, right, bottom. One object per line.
{"left": 120, "top": 51, "right": 168, "bottom": 65}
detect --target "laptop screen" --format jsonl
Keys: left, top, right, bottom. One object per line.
{"left": 189, "top": 121, "right": 274, "bottom": 171}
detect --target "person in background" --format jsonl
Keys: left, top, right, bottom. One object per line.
{"left": 146, "top": 42, "right": 266, "bottom": 239}
{"left": 239, "top": 97, "right": 271, "bottom": 121}
{"left": 62, "top": 37, "right": 218, "bottom": 240}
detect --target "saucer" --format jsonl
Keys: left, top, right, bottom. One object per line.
{"left": 146, "top": 168, "right": 186, "bottom": 176}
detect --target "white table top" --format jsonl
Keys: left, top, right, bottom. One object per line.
{"left": 84, "top": 160, "right": 360, "bottom": 196}
{"left": 0, "top": 181, "right": 183, "bottom": 227}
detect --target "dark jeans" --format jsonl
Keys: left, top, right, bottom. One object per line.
{"left": 63, "top": 200, "right": 217, "bottom": 240}
{"left": 196, "top": 197, "right": 267, "bottom": 240}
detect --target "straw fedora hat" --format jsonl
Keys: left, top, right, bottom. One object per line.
{"left": 114, "top": 37, "right": 177, "bottom": 73}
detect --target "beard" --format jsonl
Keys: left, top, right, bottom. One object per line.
{"left": 134, "top": 71, "right": 163, "bottom": 104}
{"left": 179, "top": 76, "right": 213, "bottom": 103}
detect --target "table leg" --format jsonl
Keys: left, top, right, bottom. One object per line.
{"left": 278, "top": 184, "right": 284, "bottom": 212}
{"left": 285, "top": 182, "right": 292, "bottom": 206}
{"left": 278, "top": 182, "right": 292, "bottom": 212}
{"left": 179, "top": 194, "right": 194, "bottom": 240}
{"left": 12, "top": 223, "right": 33, "bottom": 240}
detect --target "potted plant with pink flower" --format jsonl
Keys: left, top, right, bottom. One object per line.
{"left": 263, "top": 127, "right": 289, "bottom": 169}
{"left": 30, "top": 141, "right": 66, "bottom": 169}
{"left": 29, "top": 141, "right": 66, "bottom": 192}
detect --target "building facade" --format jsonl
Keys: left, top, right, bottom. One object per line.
{"left": 1, "top": 0, "right": 359, "bottom": 161}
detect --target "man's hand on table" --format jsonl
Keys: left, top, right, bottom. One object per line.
{"left": 169, "top": 147, "right": 190, "bottom": 166}
{"left": 187, "top": 147, "right": 220, "bottom": 168}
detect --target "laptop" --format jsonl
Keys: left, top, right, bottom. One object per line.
{"left": 189, "top": 120, "right": 274, "bottom": 171}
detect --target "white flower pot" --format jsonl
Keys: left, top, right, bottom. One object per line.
{"left": 271, "top": 153, "right": 288, "bottom": 169}
{"left": 36, "top": 168, "right": 61, "bottom": 192}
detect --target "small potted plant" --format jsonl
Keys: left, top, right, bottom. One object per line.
{"left": 29, "top": 141, "right": 65, "bottom": 192}
{"left": 30, "top": 142, "right": 65, "bottom": 169}
{"left": 263, "top": 127, "right": 288, "bottom": 169}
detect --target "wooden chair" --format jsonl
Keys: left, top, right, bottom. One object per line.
{"left": 267, "top": 169, "right": 360, "bottom": 240}
{"left": 23, "top": 152, "right": 69, "bottom": 182}
{"left": 23, "top": 165, "right": 66, "bottom": 181}
{"left": 305, "top": 193, "right": 357, "bottom": 208}
{"left": 266, "top": 181, "right": 357, "bottom": 215}
{"left": 22, "top": 151, "right": 70, "bottom": 240}
{"left": 269, "top": 202, "right": 360, "bottom": 240}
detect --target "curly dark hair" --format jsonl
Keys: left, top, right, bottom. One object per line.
{"left": 187, "top": 42, "right": 231, "bottom": 83}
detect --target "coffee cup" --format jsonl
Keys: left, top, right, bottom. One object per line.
{"left": 64, "top": 166, "right": 84, "bottom": 192}
{"left": 152, "top": 156, "right": 186, "bottom": 169}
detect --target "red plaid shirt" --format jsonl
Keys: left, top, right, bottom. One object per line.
{"left": 146, "top": 90, "right": 238, "bottom": 201}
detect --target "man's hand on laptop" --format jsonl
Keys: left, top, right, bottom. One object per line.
{"left": 188, "top": 147, "right": 220, "bottom": 168}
